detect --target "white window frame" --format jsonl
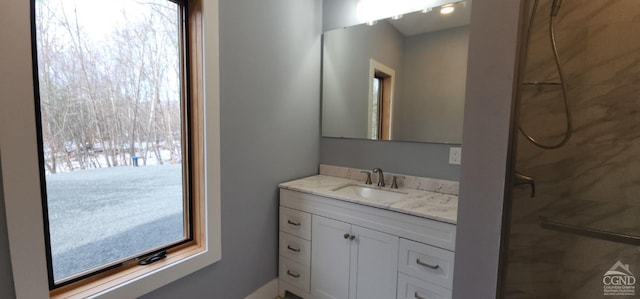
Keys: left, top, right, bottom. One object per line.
{"left": 0, "top": 0, "right": 221, "bottom": 298}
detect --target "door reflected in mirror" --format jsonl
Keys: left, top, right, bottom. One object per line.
{"left": 322, "top": 0, "right": 471, "bottom": 144}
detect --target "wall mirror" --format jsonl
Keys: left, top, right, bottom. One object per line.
{"left": 321, "top": 0, "right": 471, "bottom": 144}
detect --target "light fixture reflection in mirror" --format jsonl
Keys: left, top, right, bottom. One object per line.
{"left": 356, "top": 0, "right": 465, "bottom": 24}
{"left": 440, "top": 5, "right": 455, "bottom": 14}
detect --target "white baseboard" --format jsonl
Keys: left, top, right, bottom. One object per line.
{"left": 245, "top": 278, "right": 278, "bottom": 299}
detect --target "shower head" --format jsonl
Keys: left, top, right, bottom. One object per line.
{"left": 550, "top": 0, "right": 563, "bottom": 16}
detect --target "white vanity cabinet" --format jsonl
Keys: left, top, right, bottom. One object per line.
{"left": 311, "top": 215, "right": 398, "bottom": 299}
{"left": 278, "top": 188, "right": 456, "bottom": 299}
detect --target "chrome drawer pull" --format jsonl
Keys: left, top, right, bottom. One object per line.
{"left": 286, "top": 270, "right": 300, "bottom": 278}
{"left": 416, "top": 258, "right": 440, "bottom": 269}
{"left": 414, "top": 291, "right": 426, "bottom": 299}
{"left": 287, "top": 219, "right": 301, "bottom": 226}
{"left": 287, "top": 245, "right": 301, "bottom": 252}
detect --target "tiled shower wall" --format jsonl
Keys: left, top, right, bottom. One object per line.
{"left": 504, "top": 0, "right": 640, "bottom": 298}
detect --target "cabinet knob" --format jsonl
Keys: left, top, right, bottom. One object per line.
{"left": 343, "top": 233, "right": 356, "bottom": 240}
{"left": 414, "top": 292, "right": 426, "bottom": 299}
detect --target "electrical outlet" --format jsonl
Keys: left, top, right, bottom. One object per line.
{"left": 449, "top": 147, "right": 462, "bottom": 165}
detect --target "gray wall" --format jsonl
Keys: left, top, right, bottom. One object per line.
{"left": 322, "top": 21, "right": 404, "bottom": 138}
{"left": 0, "top": 0, "right": 321, "bottom": 298}
{"left": 143, "top": 0, "right": 322, "bottom": 297}
{"left": 320, "top": 138, "right": 460, "bottom": 181}
{"left": 323, "top": 0, "right": 360, "bottom": 31}
{"left": 452, "top": 0, "right": 523, "bottom": 298}
{"left": 394, "top": 26, "right": 469, "bottom": 143}
{"left": 321, "top": 0, "right": 461, "bottom": 180}
{"left": 0, "top": 159, "right": 15, "bottom": 299}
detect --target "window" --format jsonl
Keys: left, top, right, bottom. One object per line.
{"left": 34, "top": 0, "right": 191, "bottom": 288}
{"left": 1, "top": 0, "right": 220, "bottom": 298}
{"left": 371, "top": 77, "right": 382, "bottom": 138}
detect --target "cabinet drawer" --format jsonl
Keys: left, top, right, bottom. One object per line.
{"left": 397, "top": 273, "right": 451, "bottom": 299}
{"left": 280, "top": 257, "right": 310, "bottom": 293}
{"left": 280, "top": 206, "right": 312, "bottom": 240}
{"left": 279, "top": 232, "right": 311, "bottom": 266}
{"left": 398, "top": 238, "right": 454, "bottom": 289}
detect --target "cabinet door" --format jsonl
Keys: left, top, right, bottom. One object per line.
{"left": 349, "top": 225, "right": 399, "bottom": 299}
{"left": 311, "top": 215, "right": 351, "bottom": 299}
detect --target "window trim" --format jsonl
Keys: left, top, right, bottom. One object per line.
{"left": 1, "top": 0, "right": 221, "bottom": 297}
{"left": 367, "top": 59, "right": 395, "bottom": 140}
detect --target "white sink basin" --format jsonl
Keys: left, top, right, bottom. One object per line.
{"left": 332, "top": 184, "right": 408, "bottom": 204}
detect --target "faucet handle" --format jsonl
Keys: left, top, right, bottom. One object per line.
{"left": 391, "top": 175, "right": 405, "bottom": 189}
{"left": 360, "top": 171, "right": 372, "bottom": 185}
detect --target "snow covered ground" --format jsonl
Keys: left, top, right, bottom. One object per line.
{"left": 44, "top": 164, "right": 185, "bottom": 281}
{"left": 44, "top": 144, "right": 181, "bottom": 174}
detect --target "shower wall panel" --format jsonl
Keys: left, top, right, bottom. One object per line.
{"left": 504, "top": 0, "right": 640, "bottom": 298}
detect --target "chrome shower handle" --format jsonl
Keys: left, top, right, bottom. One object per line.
{"left": 514, "top": 171, "right": 535, "bottom": 198}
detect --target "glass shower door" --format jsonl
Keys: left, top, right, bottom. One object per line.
{"left": 501, "top": 0, "right": 640, "bottom": 298}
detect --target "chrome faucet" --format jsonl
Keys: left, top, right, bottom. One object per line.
{"left": 372, "top": 168, "right": 385, "bottom": 187}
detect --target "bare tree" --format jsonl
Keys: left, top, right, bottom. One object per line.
{"left": 35, "top": 0, "right": 182, "bottom": 174}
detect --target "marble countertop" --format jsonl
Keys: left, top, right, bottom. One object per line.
{"left": 279, "top": 175, "right": 457, "bottom": 224}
